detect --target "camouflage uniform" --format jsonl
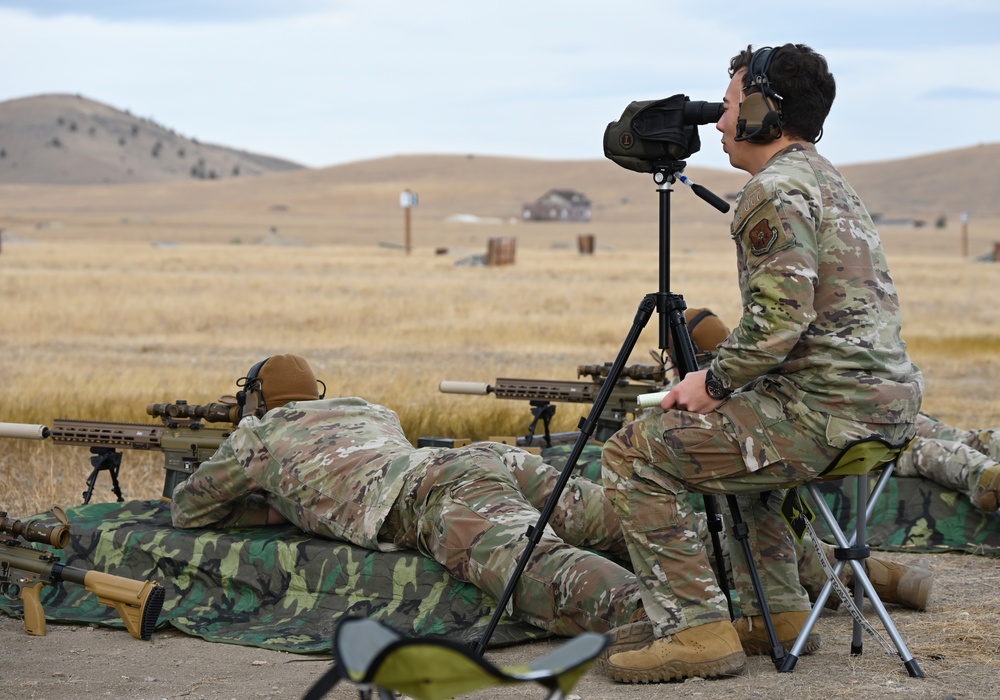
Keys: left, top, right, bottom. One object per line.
{"left": 602, "top": 143, "right": 924, "bottom": 638}
{"left": 171, "top": 397, "right": 640, "bottom": 637}
{"left": 897, "top": 413, "right": 1000, "bottom": 510}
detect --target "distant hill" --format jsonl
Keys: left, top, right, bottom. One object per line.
{"left": 0, "top": 94, "right": 304, "bottom": 185}
{"left": 0, "top": 91, "right": 997, "bottom": 228}
{"left": 839, "top": 144, "right": 1000, "bottom": 221}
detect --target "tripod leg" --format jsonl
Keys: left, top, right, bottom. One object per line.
{"left": 726, "top": 494, "right": 785, "bottom": 667}
{"left": 659, "top": 293, "right": 738, "bottom": 617}
{"left": 703, "top": 496, "right": 735, "bottom": 618}
{"left": 473, "top": 295, "right": 658, "bottom": 655}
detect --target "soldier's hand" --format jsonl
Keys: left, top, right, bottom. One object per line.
{"left": 661, "top": 370, "right": 724, "bottom": 414}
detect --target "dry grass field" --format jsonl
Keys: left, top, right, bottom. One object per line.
{"left": 1, "top": 153, "right": 999, "bottom": 699}
{"left": 2, "top": 154, "right": 999, "bottom": 516}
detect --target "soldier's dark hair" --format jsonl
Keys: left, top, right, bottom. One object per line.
{"left": 729, "top": 43, "right": 836, "bottom": 143}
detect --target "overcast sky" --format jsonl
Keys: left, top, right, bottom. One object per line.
{"left": 1, "top": 1, "right": 997, "bottom": 171}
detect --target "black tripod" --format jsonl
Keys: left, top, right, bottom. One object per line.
{"left": 475, "top": 160, "right": 757, "bottom": 654}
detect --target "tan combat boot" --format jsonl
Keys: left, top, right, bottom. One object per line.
{"left": 972, "top": 464, "right": 1000, "bottom": 512}
{"left": 863, "top": 557, "right": 934, "bottom": 610}
{"left": 603, "top": 619, "right": 746, "bottom": 683}
{"left": 735, "top": 611, "right": 820, "bottom": 655}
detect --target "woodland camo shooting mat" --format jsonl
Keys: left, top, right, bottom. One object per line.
{"left": 2, "top": 444, "right": 998, "bottom": 653}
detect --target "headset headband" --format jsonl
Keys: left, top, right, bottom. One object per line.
{"left": 747, "top": 46, "right": 775, "bottom": 91}
{"left": 246, "top": 358, "right": 268, "bottom": 384}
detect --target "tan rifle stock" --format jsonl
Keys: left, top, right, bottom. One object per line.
{"left": 1, "top": 509, "right": 165, "bottom": 639}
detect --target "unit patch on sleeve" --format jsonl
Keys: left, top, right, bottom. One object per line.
{"left": 748, "top": 218, "right": 780, "bottom": 256}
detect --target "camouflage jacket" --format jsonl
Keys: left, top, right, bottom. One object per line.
{"left": 713, "top": 142, "right": 923, "bottom": 425}
{"left": 171, "top": 397, "right": 433, "bottom": 551}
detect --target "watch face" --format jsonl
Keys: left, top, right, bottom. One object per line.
{"left": 706, "top": 376, "right": 728, "bottom": 399}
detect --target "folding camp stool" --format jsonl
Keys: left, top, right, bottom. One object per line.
{"left": 777, "top": 438, "right": 924, "bottom": 676}
{"left": 302, "top": 616, "right": 609, "bottom": 700}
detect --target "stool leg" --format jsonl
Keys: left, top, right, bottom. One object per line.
{"left": 778, "top": 558, "right": 848, "bottom": 672}
{"left": 807, "top": 476, "right": 925, "bottom": 678}
{"left": 852, "top": 473, "right": 868, "bottom": 655}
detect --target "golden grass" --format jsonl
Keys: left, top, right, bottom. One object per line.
{"left": 2, "top": 232, "right": 999, "bottom": 517}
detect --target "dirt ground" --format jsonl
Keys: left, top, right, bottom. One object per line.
{"left": 1, "top": 551, "right": 997, "bottom": 700}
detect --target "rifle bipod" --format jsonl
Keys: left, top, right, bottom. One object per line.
{"left": 83, "top": 447, "right": 125, "bottom": 505}
{"left": 524, "top": 401, "right": 557, "bottom": 448}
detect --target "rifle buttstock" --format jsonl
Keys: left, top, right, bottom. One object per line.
{"left": 84, "top": 571, "right": 166, "bottom": 641}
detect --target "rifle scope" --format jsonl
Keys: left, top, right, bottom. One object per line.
{"left": 147, "top": 401, "right": 239, "bottom": 424}
{"left": 0, "top": 512, "right": 71, "bottom": 548}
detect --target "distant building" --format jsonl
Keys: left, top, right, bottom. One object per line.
{"left": 521, "top": 189, "right": 592, "bottom": 222}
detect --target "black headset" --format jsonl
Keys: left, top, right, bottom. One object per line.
{"left": 736, "top": 46, "right": 783, "bottom": 144}
{"left": 235, "top": 357, "right": 270, "bottom": 420}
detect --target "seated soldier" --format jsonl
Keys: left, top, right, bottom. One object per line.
{"left": 676, "top": 308, "right": 934, "bottom": 627}
{"left": 171, "top": 353, "right": 932, "bottom": 645}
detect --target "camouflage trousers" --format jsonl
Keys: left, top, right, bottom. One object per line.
{"left": 601, "top": 397, "right": 915, "bottom": 637}
{"left": 915, "top": 413, "right": 1000, "bottom": 462}
{"left": 899, "top": 414, "right": 1000, "bottom": 508}
{"left": 386, "top": 440, "right": 856, "bottom": 637}
{"left": 389, "top": 443, "right": 640, "bottom": 636}
{"left": 489, "top": 451, "right": 862, "bottom": 621}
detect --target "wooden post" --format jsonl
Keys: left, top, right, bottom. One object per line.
{"left": 961, "top": 212, "right": 969, "bottom": 258}
{"left": 577, "top": 234, "right": 595, "bottom": 254}
{"left": 405, "top": 207, "right": 412, "bottom": 255}
{"left": 400, "top": 190, "right": 419, "bottom": 254}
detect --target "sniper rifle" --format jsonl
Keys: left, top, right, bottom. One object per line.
{"left": 1, "top": 506, "right": 165, "bottom": 639}
{"left": 439, "top": 363, "right": 667, "bottom": 445}
{"left": 0, "top": 399, "right": 240, "bottom": 503}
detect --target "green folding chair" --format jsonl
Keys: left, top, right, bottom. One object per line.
{"left": 302, "top": 617, "right": 609, "bottom": 700}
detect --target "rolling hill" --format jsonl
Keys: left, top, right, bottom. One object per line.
{"left": 0, "top": 93, "right": 303, "bottom": 185}
{"left": 1, "top": 93, "right": 997, "bottom": 250}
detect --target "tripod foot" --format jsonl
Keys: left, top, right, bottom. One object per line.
{"left": 778, "top": 654, "right": 799, "bottom": 673}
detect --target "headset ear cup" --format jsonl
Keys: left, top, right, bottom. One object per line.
{"left": 236, "top": 357, "right": 270, "bottom": 421}
{"left": 736, "top": 91, "right": 782, "bottom": 144}
{"left": 736, "top": 45, "right": 782, "bottom": 144}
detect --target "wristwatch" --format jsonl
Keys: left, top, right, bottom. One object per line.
{"left": 705, "top": 369, "right": 731, "bottom": 400}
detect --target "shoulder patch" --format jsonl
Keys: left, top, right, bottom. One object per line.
{"left": 731, "top": 181, "right": 769, "bottom": 234}
{"left": 747, "top": 218, "right": 780, "bottom": 256}
{"left": 732, "top": 181, "right": 793, "bottom": 263}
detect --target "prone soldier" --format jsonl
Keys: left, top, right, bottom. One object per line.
{"left": 169, "top": 353, "right": 934, "bottom": 645}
